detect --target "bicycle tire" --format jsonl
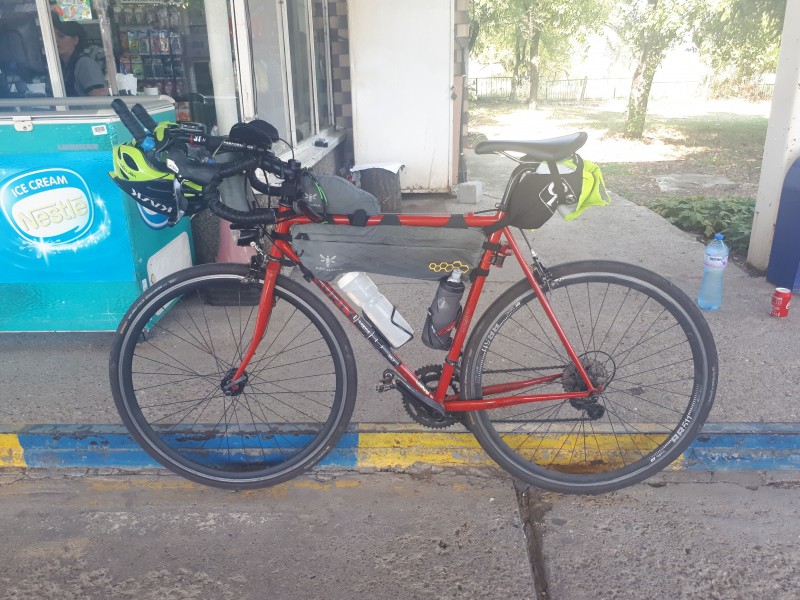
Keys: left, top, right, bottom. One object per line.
{"left": 460, "top": 260, "right": 717, "bottom": 494}
{"left": 110, "top": 263, "right": 357, "bottom": 489}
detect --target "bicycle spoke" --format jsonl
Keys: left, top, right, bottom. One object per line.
{"left": 465, "top": 262, "right": 715, "bottom": 493}
{"left": 113, "top": 268, "right": 355, "bottom": 487}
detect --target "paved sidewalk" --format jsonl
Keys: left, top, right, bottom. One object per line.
{"left": 1, "top": 149, "right": 799, "bottom": 472}
{"left": 1, "top": 469, "right": 798, "bottom": 599}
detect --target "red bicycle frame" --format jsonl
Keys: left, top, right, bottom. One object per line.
{"left": 228, "top": 209, "right": 600, "bottom": 411}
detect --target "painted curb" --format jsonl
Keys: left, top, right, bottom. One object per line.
{"left": 1, "top": 423, "right": 799, "bottom": 472}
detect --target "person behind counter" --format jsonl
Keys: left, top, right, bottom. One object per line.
{"left": 52, "top": 17, "right": 108, "bottom": 97}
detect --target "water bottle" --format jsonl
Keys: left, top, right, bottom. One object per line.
{"left": 337, "top": 272, "right": 413, "bottom": 348}
{"left": 422, "top": 269, "right": 466, "bottom": 350}
{"left": 698, "top": 234, "right": 729, "bottom": 310}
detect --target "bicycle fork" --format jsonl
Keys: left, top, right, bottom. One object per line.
{"left": 223, "top": 254, "right": 282, "bottom": 396}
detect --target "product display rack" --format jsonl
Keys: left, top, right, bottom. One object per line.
{"left": 111, "top": 0, "right": 188, "bottom": 99}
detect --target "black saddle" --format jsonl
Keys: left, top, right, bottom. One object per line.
{"left": 475, "top": 132, "right": 588, "bottom": 162}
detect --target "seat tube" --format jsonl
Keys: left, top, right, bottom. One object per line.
{"left": 434, "top": 228, "right": 503, "bottom": 399}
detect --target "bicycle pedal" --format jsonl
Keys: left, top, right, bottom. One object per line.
{"left": 376, "top": 370, "right": 397, "bottom": 393}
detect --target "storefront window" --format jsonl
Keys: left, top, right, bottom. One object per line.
{"left": 0, "top": 1, "right": 52, "bottom": 98}
{"left": 1, "top": 0, "right": 241, "bottom": 132}
{"left": 286, "top": 0, "right": 313, "bottom": 142}
{"left": 312, "top": 0, "right": 331, "bottom": 130}
{"left": 286, "top": 0, "right": 334, "bottom": 142}
{"left": 111, "top": 0, "right": 241, "bottom": 131}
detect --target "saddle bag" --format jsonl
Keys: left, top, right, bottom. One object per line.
{"left": 506, "top": 157, "right": 584, "bottom": 230}
{"left": 504, "top": 156, "right": 610, "bottom": 229}
{"left": 291, "top": 223, "right": 486, "bottom": 281}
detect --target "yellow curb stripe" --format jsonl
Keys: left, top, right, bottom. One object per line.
{"left": 357, "top": 431, "right": 675, "bottom": 473}
{"left": 358, "top": 432, "right": 494, "bottom": 469}
{"left": 0, "top": 434, "right": 26, "bottom": 468}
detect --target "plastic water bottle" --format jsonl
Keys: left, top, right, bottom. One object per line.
{"left": 422, "top": 269, "right": 465, "bottom": 349}
{"left": 698, "top": 234, "right": 729, "bottom": 310}
{"left": 337, "top": 272, "right": 413, "bottom": 348}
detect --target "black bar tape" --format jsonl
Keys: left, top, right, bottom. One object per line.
{"left": 204, "top": 181, "right": 277, "bottom": 225}
{"left": 218, "top": 157, "right": 259, "bottom": 178}
{"left": 131, "top": 104, "right": 158, "bottom": 132}
{"left": 248, "top": 171, "right": 272, "bottom": 194}
{"left": 111, "top": 99, "right": 150, "bottom": 147}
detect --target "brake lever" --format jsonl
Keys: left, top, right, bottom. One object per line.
{"left": 169, "top": 177, "right": 188, "bottom": 225}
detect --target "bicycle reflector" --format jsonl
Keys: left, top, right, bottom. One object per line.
{"left": 109, "top": 143, "right": 203, "bottom": 221}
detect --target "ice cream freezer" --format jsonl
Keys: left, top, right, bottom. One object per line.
{"left": 0, "top": 96, "right": 192, "bottom": 331}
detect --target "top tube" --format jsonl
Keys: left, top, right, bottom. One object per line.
{"left": 326, "top": 213, "right": 503, "bottom": 228}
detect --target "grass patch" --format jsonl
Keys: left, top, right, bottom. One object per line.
{"left": 649, "top": 196, "right": 755, "bottom": 254}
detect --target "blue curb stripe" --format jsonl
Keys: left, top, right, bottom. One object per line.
{"left": 2, "top": 424, "right": 800, "bottom": 472}
{"left": 684, "top": 430, "right": 800, "bottom": 471}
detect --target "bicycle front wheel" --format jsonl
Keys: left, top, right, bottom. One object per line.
{"left": 110, "top": 263, "right": 357, "bottom": 489}
{"left": 461, "top": 261, "right": 717, "bottom": 494}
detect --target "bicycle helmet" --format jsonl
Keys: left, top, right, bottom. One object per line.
{"left": 109, "top": 143, "right": 203, "bottom": 221}
{"left": 112, "top": 143, "right": 171, "bottom": 183}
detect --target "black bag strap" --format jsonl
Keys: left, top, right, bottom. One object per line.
{"left": 483, "top": 216, "right": 510, "bottom": 235}
{"left": 379, "top": 213, "right": 401, "bottom": 226}
{"left": 445, "top": 214, "right": 468, "bottom": 229}
{"left": 546, "top": 155, "right": 584, "bottom": 204}
{"left": 349, "top": 209, "right": 369, "bottom": 227}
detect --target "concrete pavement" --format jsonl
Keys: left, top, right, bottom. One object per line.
{"left": 1, "top": 469, "right": 799, "bottom": 599}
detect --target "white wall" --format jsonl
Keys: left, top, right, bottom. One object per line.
{"left": 349, "top": 0, "right": 453, "bottom": 192}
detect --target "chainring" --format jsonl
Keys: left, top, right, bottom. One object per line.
{"left": 402, "top": 365, "right": 461, "bottom": 429}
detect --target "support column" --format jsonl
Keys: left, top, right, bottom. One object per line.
{"left": 747, "top": 0, "right": 800, "bottom": 270}
{"left": 203, "top": 0, "right": 239, "bottom": 135}
{"left": 203, "top": 0, "right": 253, "bottom": 263}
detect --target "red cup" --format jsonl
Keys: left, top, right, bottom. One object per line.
{"left": 770, "top": 288, "right": 792, "bottom": 318}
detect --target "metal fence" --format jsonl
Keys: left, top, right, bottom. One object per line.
{"left": 468, "top": 77, "right": 515, "bottom": 99}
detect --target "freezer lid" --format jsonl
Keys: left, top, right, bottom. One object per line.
{"left": 0, "top": 96, "right": 175, "bottom": 124}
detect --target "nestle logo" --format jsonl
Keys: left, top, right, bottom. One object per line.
{"left": 1, "top": 168, "right": 94, "bottom": 245}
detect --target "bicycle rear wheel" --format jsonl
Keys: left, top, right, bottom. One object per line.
{"left": 110, "top": 263, "right": 356, "bottom": 489}
{"left": 461, "top": 261, "right": 717, "bottom": 494}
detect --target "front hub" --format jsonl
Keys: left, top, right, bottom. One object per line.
{"left": 221, "top": 368, "right": 248, "bottom": 397}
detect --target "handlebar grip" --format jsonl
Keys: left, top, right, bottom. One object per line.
{"left": 111, "top": 99, "right": 155, "bottom": 151}
{"left": 218, "top": 157, "right": 260, "bottom": 178}
{"left": 203, "top": 180, "right": 277, "bottom": 226}
{"left": 131, "top": 104, "right": 159, "bottom": 132}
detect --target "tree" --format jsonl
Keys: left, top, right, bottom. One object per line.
{"left": 694, "top": 0, "right": 786, "bottom": 97}
{"left": 613, "top": 0, "right": 696, "bottom": 139}
{"left": 470, "top": 0, "right": 608, "bottom": 107}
